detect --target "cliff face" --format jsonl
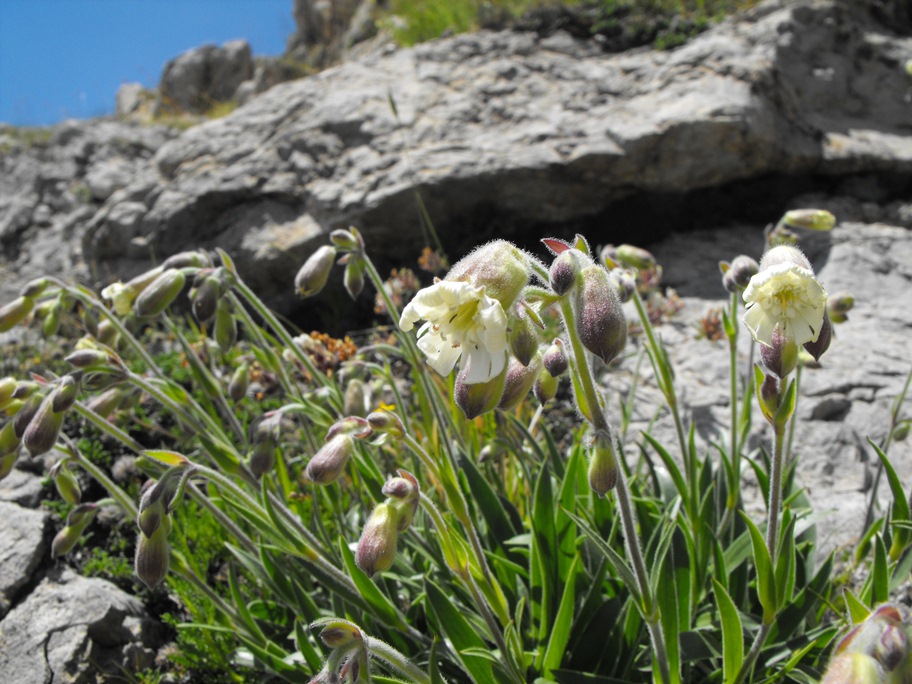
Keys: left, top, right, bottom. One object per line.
{"left": 1, "top": 0, "right": 910, "bottom": 321}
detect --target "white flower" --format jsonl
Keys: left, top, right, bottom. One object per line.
{"left": 400, "top": 280, "right": 508, "bottom": 383}
{"left": 742, "top": 263, "right": 827, "bottom": 346}
{"left": 101, "top": 282, "right": 134, "bottom": 316}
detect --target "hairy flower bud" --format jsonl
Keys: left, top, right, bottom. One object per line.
{"left": 0, "top": 452, "right": 17, "bottom": 481}
{"left": 50, "top": 459, "right": 81, "bottom": 505}
{"left": 317, "top": 619, "right": 363, "bottom": 649}
{"left": 191, "top": 270, "right": 226, "bottom": 323}
{"left": 52, "top": 503, "right": 99, "bottom": 557}
{"left": 760, "top": 325, "right": 798, "bottom": 378}
{"left": 23, "top": 393, "right": 65, "bottom": 457}
{"left": 295, "top": 245, "right": 337, "bottom": 298}
{"left": 575, "top": 266, "right": 627, "bottom": 365}
{"left": 444, "top": 240, "right": 529, "bottom": 309}
{"left": 828, "top": 292, "right": 855, "bottom": 324}
{"left": 721, "top": 255, "right": 760, "bottom": 293}
{"left": 454, "top": 363, "right": 506, "bottom": 420}
{"left": 781, "top": 209, "right": 836, "bottom": 232}
{"left": 344, "top": 378, "right": 369, "bottom": 417}
{"left": 134, "top": 268, "right": 186, "bottom": 317}
{"left": 135, "top": 520, "right": 170, "bottom": 589}
{"left": 330, "top": 227, "right": 365, "bottom": 252}
{"left": 305, "top": 433, "right": 354, "bottom": 485}
{"left": 534, "top": 368, "right": 558, "bottom": 404}
{"left": 355, "top": 502, "right": 399, "bottom": 577}
{"left": 0, "top": 420, "right": 21, "bottom": 459}
{"left": 343, "top": 260, "right": 365, "bottom": 299}
{"left": 249, "top": 439, "right": 276, "bottom": 479}
{"left": 542, "top": 339, "right": 568, "bottom": 377}
{"left": 20, "top": 278, "right": 50, "bottom": 299}
{"left": 51, "top": 375, "right": 80, "bottom": 413}
{"left": 366, "top": 411, "right": 403, "bottom": 439}
{"left": 214, "top": 297, "right": 238, "bottom": 350}
{"left": 497, "top": 354, "right": 540, "bottom": 412}
{"left": 228, "top": 362, "right": 249, "bottom": 402}
{"left": 162, "top": 250, "right": 211, "bottom": 269}
{"left": 382, "top": 470, "right": 420, "bottom": 531}
{"left": 549, "top": 250, "right": 581, "bottom": 297}
{"left": 0, "top": 296, "right": 35, "bottom": 333}
{"left": 615, "top": 244, "right": 656, "bottom": 270}
{"left": 0, "top": 376, "right": 18, "bottom": 408}
{"left": 609, "top": 269, "right": 637, "bottom": 303}
{"left": 588, "top": 433, "right": 619, "bottom": 497}
{"left": 507, "top": 305, "right": 539, "bottom": 367}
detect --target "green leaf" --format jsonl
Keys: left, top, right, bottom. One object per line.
{"left": 871, "top": 534, "right": 889, "bottom": 606}
{"left": 640, "top": 433, "right": 687, "bottom": 504}
{"left": 740, "top": 513, "right": 776, "bottom": 623}
{"left": 532, "top": 464, "right": 558, "bottom": 659}
{"left": 543, "top": 557, "right": 580, "bottom": 677}
{"left": 844, "top": 589, "right": 870, "bottom": 625}
{"left": 459, "top": 451, "right": 518, "bottom": 547}
{"left": 425, "top": 579, "right": 497, "bottom": 684}
{"left": 712, "top": 579, "right": 743, "bottom": 684}
{"left": 293, "top": 618, "right": 324, "bottom": 672}
{"left": 562, "top": 508, "right": 641, "bottom": 608}
{"left": 141, "top": 449, "right": 191, "bottom": 467}
{"left": 338, "top": 537, "right": 405, "bottom": 630}
{"left": 430, "top": 636, "right": 446, "bottom": 684}
{"left": 775, "top": 378, "right": 797, "bottom": 428}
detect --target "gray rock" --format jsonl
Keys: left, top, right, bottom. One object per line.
{"left": 622, "top": 217, "right": 912, "bottom": 554}
{"left": 0, "top": 501, "right": 50, "bottom": 617}
{"left": 75, "top": 0, "right": 912, "bottom": 313}
{"left": 0, "top": 568, "right": 150, "bottom": 683}
{"left": 115, "top": 82, "right": 146, "bottom": 118}
{"left": 0, "top": 467, "right": 46, "bottom": 508}
{"left": 158, "top": 40, "right": 254, "bottom": 114}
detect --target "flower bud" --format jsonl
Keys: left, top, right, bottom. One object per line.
{"left": 23, "top": 394, "right": 65, "bottom": 457}
{"left": 549, "top": 250, "right": 581, "bottom": 297}
{"left": 344, "top": 378, "right": 369, "bottom": 417}
{"left": 445, "top": 240, "right": 530, "bottom": 309}
{"left": 781, "top": 209, "right": 836, "bottom": 232}
{"left": 305, "top": 433, "right": 354, "bottom": 485}
{"left": 41, "top": 301, "right": 62, "bottom": 338}
{"left": 828, "top": 292, "right": 855, "bottom": 323}
{"left": 20, "top": 278, "right": 50, "bottom": 298}
{"left": 330, "top": 227, "right": 365, "bottom": 252}
{"left": 534, "top": 368, "right": 558, "bottom": 404}
{"left": 893, "top": 421, "right": 910, "bottom": 442}
{"left": 13, "top": 392, "right": 43, "bottom": 439}
{"left": 249, "top": 439, "right": 276, "bottom": 479}
{"left": 135, "top": 520, "right": 170, "bottom": 589}
{"left": 367, "top": 411, "right": 403, "bottom": 439}
{"left": 575, "top": 266, "right": 627, "bottom": 365}
{"left": 497, "top": 354, "right": 540, "bottom": 412}
{"left": 760, "top": 325, "right": 798, "bottom": 378}
{"left": 85, "top": 387, "right": 125, "bottom": 418}
{"left": 228, "top": 362, "right": 249, "bottom": 402}
{"left": 609, "top": 269, "right": 637, "bottom": 303}
{"left": 317, "top": 619, "right": 362, "bottom": 649}
{"left": 615, "top": 244, "right": 656, "bottom": 270}
{"left": 65, "top": 348, "right": 116, "bottom": 370}
{"left": 96, "top": 319, "right": 118, "bottom": 346}
{"left": 382, "top": 470, "right": 420, "bottom": 531}
{"left": 721, "top": 255, "right": 759, "bottom": 292}
{"left": 343, "top": 260, "right": 365, "bottom": 299}
{"left": 50, "top": 459, "right": 81, "bottom": 505}
{"left": 355, "top": 502, "right": 399, "bottom": 577}
{"left": 588, "top": 433, "right": 618, "bottom": 497}
{"left": 51, "top": 375, "right": 80, "bottom": 413}
{"left": 191, "top": 270, "right": 226, "bottom": 323}
{"left": 803, "top": 311, "right": 832, "bottom": 362}
{"left": 758, "top": 372, "right": 780, "bottom": 424}
{"left": 0, "top": 296, "right": 35, "bottom": 332}
{"left": 325, "top": 416, "right": 371, "bottom": 440}
{"left": 0, "top": 377, "right": 18, "bottom": 408}
{"left": 52, "top": 503, "right": 99, "bottom": 557}
{"left": 758, "top": 245, "right": 812, "bottom": 272}
{"left": 162, "top": 250, "right": 210, "bottom": 269}
{"left": 134, "top": 268, "right": 186, "bottom": 318}
{"left": 210, "top": 298, "right": 236, "bottom": 351}
{"left": 295, "top": 245, "right": 337, "bottom": 298}
{"left": 454, "top": 363, "right": 506, "bottom": 420}
{"left": 542, "top": 339, "right": 568, "bottom": 377}
{"left": 508, "top": 306, "right": 539, "bottom": 367}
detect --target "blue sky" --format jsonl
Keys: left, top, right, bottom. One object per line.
{"left": 0, "top": 0, "right": 294, "bottom": 126}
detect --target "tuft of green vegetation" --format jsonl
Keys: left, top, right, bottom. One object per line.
{"left": 379, "top": 0, "right": 759, "bottom": 50}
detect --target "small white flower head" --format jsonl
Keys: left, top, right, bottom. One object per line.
{"left": 401, "top": 240, "right": 531, "bottom": 385}
{"left": 742, "top": 246, "right": 827, "bottom": 347}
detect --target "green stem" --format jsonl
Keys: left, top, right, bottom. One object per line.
{"left": 558, "top": 297, "right": 673, "bottom": 684}
{"left": 719, "top": 291, "right": 741, "bottom": 538}
{"left": 65, "top": 438, "right": 137, "bottom": 519}
{"left": 363, "top": 636, "right": 436, "bottom": 684}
